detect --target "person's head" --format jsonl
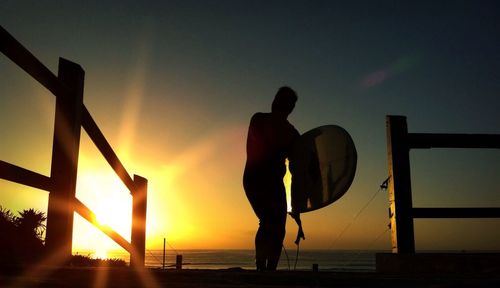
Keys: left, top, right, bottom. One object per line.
{"left": 271, "top": 86, "right": 297, "bottom": 116}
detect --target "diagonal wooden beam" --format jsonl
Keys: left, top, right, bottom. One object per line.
{"left": 81, "top": 106, "right": 135, "bottom": 193}
{"left": 0, "top": 25, "right": 66, "bottom": 97}
{"left": 73, "top": 198, "right": 132, "bottom": 253}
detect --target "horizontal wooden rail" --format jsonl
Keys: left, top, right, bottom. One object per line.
{"left": 73, "top": 198, "right": 132, "bottom": 252}
{"left": 1, "top": 25, "right": 135, "bottom": 194}
{"left": 413, "top": 207, "right": 500, "bottom": 218}
{"left": 409, "top": 133, "right": 500, "bottom": 149}
{"left": 81, "top": 107, "right": 135, "bottom": 193}
{"left": 0, "top": 25, "right": 66, "bottom": 97}
{"left": 0, "top": 160, "right": 52, "bottom": 191}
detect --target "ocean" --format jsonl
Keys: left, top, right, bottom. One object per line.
{"left": 104, "top": 249, "right": 382, "bottom": 271}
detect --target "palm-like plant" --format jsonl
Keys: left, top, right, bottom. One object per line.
{"left": 0, "top": 206, "right": 47, "bottom": 266}
{"left": 0, "top": 205, "right": 16, "bottom": 234}
{"left": 0, "top": 205, "right": 15, "bottom": 224}
{"left": 15, "top": 208, "right": 47, "bottom": 241}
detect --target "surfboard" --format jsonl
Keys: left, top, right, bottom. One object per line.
{"left": 290, "top": 125, "right": 357, "bottom": 214}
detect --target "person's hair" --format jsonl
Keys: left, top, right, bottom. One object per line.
{"left": 272, "top": 86, "right": 297, "bottom": 114}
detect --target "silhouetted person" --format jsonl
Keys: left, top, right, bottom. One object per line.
{"left": 243, "top": 86, "right": 300, "bottom": 271}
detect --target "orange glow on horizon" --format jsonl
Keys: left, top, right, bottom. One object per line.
{"left": 71, "top": 124, "right": 247, "bottom": 254}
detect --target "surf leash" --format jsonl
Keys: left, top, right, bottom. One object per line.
{"left": 290, "top": 212, "right": 305, "bottom": 245}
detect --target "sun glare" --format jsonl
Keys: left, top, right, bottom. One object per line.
{"left": 94, "top": 245, "right": 109, "bottom": 259}
{"left": 74, "top": 167, "right": 133, "bottom": 256}
{"left": 92, "top": 185, "right": 132, "bottom": 233}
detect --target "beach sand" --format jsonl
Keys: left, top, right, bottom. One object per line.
{"left": 2, "top": 267, "right": 500, "bottom": 288}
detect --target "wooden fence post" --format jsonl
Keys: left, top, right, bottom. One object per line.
{"left": 386, "top": 115, "right": 415, "bottom": 253}
{"left": 131, "top": 174, "right": 148, "bottom": 267}
{"left": 45, "top": 58, "right": 84, "bottom": 261}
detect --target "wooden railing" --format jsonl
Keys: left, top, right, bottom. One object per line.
{"left": 0, "top": 25, "right": 147, "bottom": 266}
{"left": 385, "top": 115, "right": 500, "bottom": 253}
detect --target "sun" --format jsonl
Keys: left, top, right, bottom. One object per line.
{"left": 92, "top": 185, "right": 132, "bottom": 235}
{"left": 73, "top": 166, "right": 133, "bottom": 257}
{"left": 94, "top": 245, "right": 109, "bottom": 259}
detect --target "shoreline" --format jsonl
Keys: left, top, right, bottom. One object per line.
{"left": 83, "top": 249, "right": 380, "bottom": 271}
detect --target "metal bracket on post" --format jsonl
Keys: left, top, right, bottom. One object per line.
{"left": 45, "top": 58, "right": 84, "bottom": 261}
{"left": 131, "top": 174, "right": 148, "bottom": 267}
{"left": 386, "top": 115, "right": 415, "bottom": 253}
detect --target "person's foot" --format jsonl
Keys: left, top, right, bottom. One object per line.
{"left": 256, "top": 260, "right": 266, "bottom": 271}
{"left": 266, "top": 260, "right": 278, "bottom": 271}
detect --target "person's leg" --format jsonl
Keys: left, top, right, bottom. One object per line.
{"left": 266, "top": 209, "right": 287, "bottom": 270}
{"left": 249, "top": 192, "right": 270, "bottom": 271}
{"left": 255, "top": 219, "right": 267, "bottom": 270}
{"left": 245, "top": 180, "right": 286, "bottom": 271}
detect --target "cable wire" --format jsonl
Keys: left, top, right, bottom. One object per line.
{"left": 327, "top": 176, "right": 390, "bottom": 250}
{"left": 294, "top": 242, "right": 300, "bottom": 270}
{"left": 290, "top": 177, "right": 390, "bottom": 270}
{"left": 146, "top": 249, "right": 164, "bottom": 267}
{"left": 166, "top": 240, "right": 179, "bottom": 255}
{"left": 327, "top": 186, "right": 384, "bottom": 250}
{"left": 282, "top": 245, "right": 291, "bottom": 270}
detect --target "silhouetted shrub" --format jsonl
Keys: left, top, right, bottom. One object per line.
{"left": 1, "top": 206, "right": 127, "bottom": 268}
{"left": 0, "top": 206, "right": 46, "bottom": 266}
{"left": 69, "top": 254, "right": 127, "bottom": 267}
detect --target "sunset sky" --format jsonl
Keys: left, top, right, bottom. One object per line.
{"left": 1, "top": 1, "right": 499, "bottom": 257}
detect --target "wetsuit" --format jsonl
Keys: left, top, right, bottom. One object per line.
{"left": 243, "top": 112, "right": 299, "bottom": 270}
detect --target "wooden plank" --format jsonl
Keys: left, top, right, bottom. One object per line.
{"left": 131, "top": 175, "right": 148, "bottom": 267}
{"left": 413, "top": 207, "right": 500, "bottom": 218}
{"left": 45, "top": 58, "right": 84, "bottom": 260}
{"left": 73, "top": 198, "right": 132, "bottom": 252}
{"left": 81, "top": 106, "right": 135, "bottom": 193}
{"left": 409, "top": 133, "right": 500, "bottom": 149}
{"left": 0, "top": 160, "right": 52, "bottom": 191}
{"left": 386, "top": 116, "right": 416, "bottom": 253}
{"left": 0, "top": 25, "right": 64, "bottom": 97}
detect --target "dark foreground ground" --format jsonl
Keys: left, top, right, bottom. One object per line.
{"left": 1, "top": 267, "right": 500, "bottom": 288}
